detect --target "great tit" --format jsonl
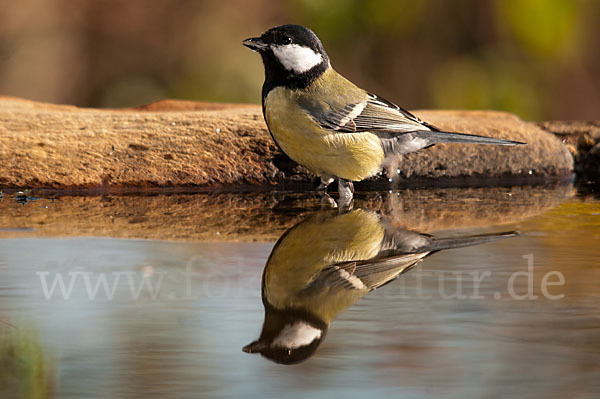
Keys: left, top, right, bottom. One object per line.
{"left": 243, "top": 24, "right": 525, "bottom": 203}
{"left": 242, "top": 208, "right": 517, "bottom": 364}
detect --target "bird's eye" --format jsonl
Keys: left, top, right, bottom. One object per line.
{"left": 283, "top": 37, "right": 292, "bottom": 45}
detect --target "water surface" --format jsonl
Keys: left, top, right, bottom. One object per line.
{"left": 1, "top": 185, "right": 599, "bottom": 398}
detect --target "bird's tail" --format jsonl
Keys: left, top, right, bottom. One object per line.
{"left": 423, "top": 231, "right": 519, "bottom": 252}
{"left": 420, "top": 130, "right": 525, "bottom": 146}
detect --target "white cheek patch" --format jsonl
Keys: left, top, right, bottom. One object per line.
{"left": 271, "top": 44, "right": 323, "bottom": 73}
{"left": 273, "top": 322, "right": 322, "bottom": 349}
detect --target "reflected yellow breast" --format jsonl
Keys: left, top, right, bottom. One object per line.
{"left": 264, "top": 210, "right": 385, "bottom": 323}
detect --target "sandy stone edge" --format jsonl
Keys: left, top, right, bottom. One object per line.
{"left": 0, "top": 96, "right": 577, "bottom": 190}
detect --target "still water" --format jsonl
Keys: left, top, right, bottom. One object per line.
{"left": 1, "top": 184, "right": 599, "bottom": 398}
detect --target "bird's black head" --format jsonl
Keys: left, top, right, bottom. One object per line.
{"left": 243, "top": 24, "right": 330, "bottom": 91}
{"left": 242, "top": 304, "right": 328, "bottom": 365}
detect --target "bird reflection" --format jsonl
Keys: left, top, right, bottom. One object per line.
{"left": 243, "top": 208, "right": 516, "bottom": 364}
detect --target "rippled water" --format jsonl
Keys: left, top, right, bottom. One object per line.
{"left": 1, "top": 184, "right": 599, "bottom": 398}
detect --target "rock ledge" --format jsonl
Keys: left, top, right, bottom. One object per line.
{"left": 0, "top": 96, "right": 576, "bottom": 190}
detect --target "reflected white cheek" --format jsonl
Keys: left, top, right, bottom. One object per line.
{"left": 272, "top": 323, "right": 322, "bottom": 349}
{"left": 271, "top": 44, "right": 323, "bottom": 73}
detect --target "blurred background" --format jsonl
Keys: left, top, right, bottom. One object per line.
{"left": 0, "top": 0, "right": 598, "bottom": 120}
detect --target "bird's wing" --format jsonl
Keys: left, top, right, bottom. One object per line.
{"left": 315, "top": 92, "right": 437, "bottom": 133}
{"left": 304, "top": 90, "right": 525, "bottom": 152}
{"left": 303, "top": 229, "right": 518, "bottom": 293}
{"left": 306, "top": 253, "right": 428, "bottom": 292}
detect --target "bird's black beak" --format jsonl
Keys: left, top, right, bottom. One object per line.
{"left": 242, "top": 340, "right": 265, "bottom": 353}
{"left": 243, "top": 37, "right": 268, "bottom": 52}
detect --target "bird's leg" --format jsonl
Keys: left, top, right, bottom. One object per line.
{"left": 337, "top": 178, "right": 354, "bottom": 199}
{"left": 317, "top": 175, "right": 337, "bottom": 208}
{"left": 316, "top": 175, "right": 334, "bottom": 192}
{"left": 337, "top": 178, "right": 354, "bottom": 211}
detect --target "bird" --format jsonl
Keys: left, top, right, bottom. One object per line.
{"left": 243, "top": 24, "right": 525, "bottom": 204}
{"left": 242, "top": 208, "right": 517, "bottom": 364}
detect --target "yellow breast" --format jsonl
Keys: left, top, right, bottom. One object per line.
{"left": 264, "top": 87, "right": 385, "bottom": 181}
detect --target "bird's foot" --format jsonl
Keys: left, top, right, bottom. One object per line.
{"left": 316, "top": 176, "right": 334, "bottom": 192}
{"left": 319, "top": 193, "right": 338, "bottom": 209}
{"left": 316, "top": 176, "right": 338, "bottom": 208}
{"left": 316, "top": 182, "right": 328, "bottom": 192}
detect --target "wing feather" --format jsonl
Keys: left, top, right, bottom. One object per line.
{"left": 314, "top": 92, "right": 437, "bottom": 133}
{"left": 306, "top": 253, "right": 427, "bottom": 292}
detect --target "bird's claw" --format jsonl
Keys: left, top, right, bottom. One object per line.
{"left": 319, "top": 193, "right": 338, "bottom": 208}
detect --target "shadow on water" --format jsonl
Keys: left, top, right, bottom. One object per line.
{"left": 243, "top": 208, "right": 517, "bottom": 364}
